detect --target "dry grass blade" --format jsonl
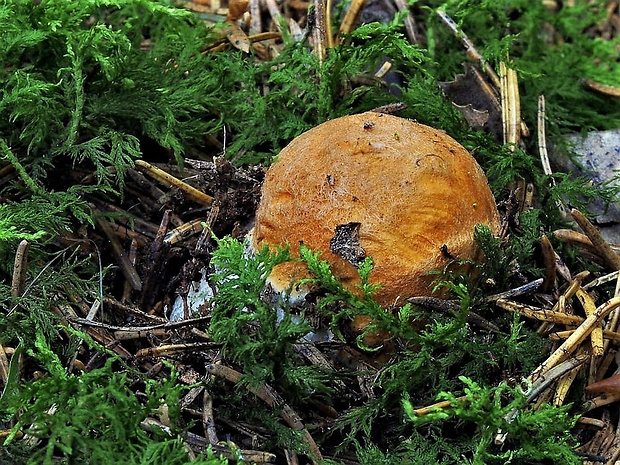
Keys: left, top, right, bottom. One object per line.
{"left": 312, "top": 0, "right": 327, "bottom": 62}
{"left": 494, "top": 354, "right": 589, "bottom": 445}
{"left": 436, "top": 10, "right": 500, "bottom": 87}
{"left": 537, "top": 95, "right": 552, "bottom": 176}
{"left": 582, "top": 391, "right": 620, "bottom": 413}
{"left": 496, "top": 299, "right": 585, "bottom": 325}
{"left": 412, "top": 397, "right": 467, "bottom": 417}
{"left": 392, "top": 0, "right": 418, "bottom": 43}
{"left": 264, "top": 0, "right": 284, "bottom": 33}
{"left": 526, "top": 353, "right": 589, "bottom": 404}
{"left": 499, "top": 61, "right": 521, "bottom": 148}
{"left": 0, "top": 344, "right": 9, "bottom": 385}
{"left": 202, "top": 390, "right": 219, "bottom": 445}
{"left": 248, "top": 0, "right": 261, "bottom": 33}
{"left": 575, "top": 286, "right": 604, "bottom": 357}
{"left": 484, "top": 278, "right": 543, "bottom": 302}
{"left": 529, "top": 297, "right": 620, "bottom": 381}
{"left": 69, "top": 315, "right": 211, "bottom": 333}
{"left": 553, "top": 364, "right": 583, "bottom": 406}
{"left": 582, "top": 271, "right": 619, "bottom": 291}
{"left": 164, "top": 218, "right": 207, "bottom": 245}
{"left": 548, "top": 328, "right": 620, "bottom": 344}
{"left": 583, "top": 78, "right": 620, "bottom": 97}
{"left": 11, "top": 240, "right": 29, "bottom": 299}
{"left": 337, "top": 0, "right": 367, "bottom": 41}
{"left": 538, "top": 95, "right": 569, "bottom": 218}
{"left": 135, "top": 342, "right": 222, "bottom": 358}
{"left": 2, "top": 240, "right": 30, "bottom": 383}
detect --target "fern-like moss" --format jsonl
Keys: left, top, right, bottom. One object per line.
{"left": 1, "top": 357, "right": 227, "bottom": 465}
{"left": 404, "top": 377, "right": 580, "bottom": 464}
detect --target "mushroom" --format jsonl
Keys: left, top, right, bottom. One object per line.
{"left": 252, "top": 111, "right": 501, "bottom": 307}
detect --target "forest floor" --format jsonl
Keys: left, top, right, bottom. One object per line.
{"left": 0, "top": 0, "right": 619, "bottom": 464}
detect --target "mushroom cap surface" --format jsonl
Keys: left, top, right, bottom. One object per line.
{"left": 252, "top": 111, "right": 501, "bottom": 306}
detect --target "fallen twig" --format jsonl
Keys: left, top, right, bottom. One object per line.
{"left": 93, "top": 212, "right": 143, "bottom": 291}
{"left": 134, "top": 159, "right": 214, "bottom": 206}
{"left": 571, "top": 209, "right": 620, "bottom": 271}
{"left": 529, "top": 297, "right": 620, "bottom": 381}
{"left": 135, "top": 342, "right": 222, "bottom": 358}
{"left": 206, "top": 363, "right": 324, "bottom": 463}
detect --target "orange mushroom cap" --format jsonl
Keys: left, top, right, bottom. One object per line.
{"left": 252, "top": 111, "right": 501, "bottom": 306}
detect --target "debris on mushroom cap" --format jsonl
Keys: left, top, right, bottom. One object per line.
{"left": 252, "top": 111, "right": 501, "bottom": 306}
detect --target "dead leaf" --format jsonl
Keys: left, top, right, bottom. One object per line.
{"left": 440, "top": 64, "right": 503, "bottom": 141}
{"left": 226, "top": 21, "right": 250, "bottom": 53}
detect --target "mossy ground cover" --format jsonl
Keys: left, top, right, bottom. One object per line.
{"left": 0, "top": 0, "right": 619, "bottom": 463}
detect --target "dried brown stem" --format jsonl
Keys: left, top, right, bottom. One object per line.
{"left": 122, "top": 238, "right": 139, "bottom": 302}
{"left": 409, "top": 296, "right": 499, "bottom": 331}
{"left": 436, "top": 10, "right": 500, "bottom": 88}
{"left": 202, "top": 390, "right": 219, "bottom": 445}
{"left": 105, "top": 221, "right": 148, "bottom": 247}
{"left": 485, "top": 278, "right": 543, "bottom": 302}
{"left": 337, "top": 0, "right": 366, "bottom": 42}
{"left": 575, "top": 286, "right": 604, "bottom": 356}
{"left": 495, "top": 354, "right": 588, "bottom": 445}
{"left": 312, "top": 0, "right": 327, "bottom": 62}
{"left": 584, "top": 271, "right": 620, "bottom": 290}
{"left": 540, "top": 235, "right": 557, "bottom": 292}
{"left": 264, "top": 0, "right": 284, "bottom": 33}
{"left": 605, "top": 411, "right": 620, "bottom": 463}
{"left": 11, "top": 240, "right": 29, "bottom": 298}
{"left": 500, "top": 61, "right": 521, "bottom": 148}
{"left": 94, "top": 213, "right": 143, "bottom": 291}
{"left": 553, "top": 364, "right": 583, "bottom": 406}
{"left": 248, "top": 0, "right": 261, "bottom": 34}
{"left": 413, "top": 397, "right": 467, "bottom": 417}
{"left": 134, "top": 160, "right": 214, "bottom": 206}
{"left": 536, "top": 94, "right": 564, "bottom": 213}
{"left": 548, "top": 328, "right": 620, "bottom": 344}
{"left": 135, "top": 342, "right": 222, "bottom": 358}
{"left": 527, "top": 353, "right": 589, "bottom": 404}
{"left": 138, "top": 210, "right": 172, "bottom": 308}
{"left": 571, "top": 208, "right": 620, "bottom": 271}
{"left": 392, "top": 0, "right": 418, "bottom": 43}
{"left": 576, "top": 416, "right": 607, "bottom": 429}
{"left": 103, "top": 297, "right": 168, "bottom": 323}
{"left": 113, "top": 329, "right": 167, "bottom": 341}
{"left": 584, "top": 78, "right": 620, "bottom": 97}
{"left": 69, "top": 315, "right": 211, "bottom": 333}
{"left": 582, "top": 391, "right": 620, "bottom": 413}
{"left": 530, "top": 297, "right": 620, "bottom": 381}
{"left": 496, "top": 299, "right": 585, "bottom": 325}
{"left": 164, "top": 218, "right": 207, "bottom": 245}
{"left": 206, "top": 363, "right": 323, "bottom": 462}
{"left": 325, "top": 0, "right": 334, "bottom": 47}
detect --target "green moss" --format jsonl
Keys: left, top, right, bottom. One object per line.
{"left": 404, "top": 377, "right": 580, "bottom": 464}
{"left": 1, "top": 355, "right": 227, "bottom": 464}
{"left": 206, "top": 236, "right": 573, "bottom": 462}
